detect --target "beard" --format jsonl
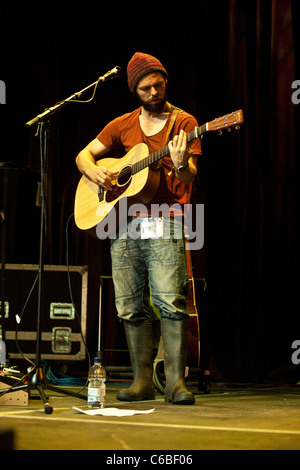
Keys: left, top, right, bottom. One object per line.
{"left": 137, "top": 90, "right": 168, "bottom": 113}
{"left": 141, "top": 98, "right": 167, "bottom": 113}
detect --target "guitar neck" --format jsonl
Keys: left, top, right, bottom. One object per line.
{"left": 131, "top": 109, "right": 243, "bottom": 175}
{"left": 132, "top": 123, "right": 207, "bottom": 175}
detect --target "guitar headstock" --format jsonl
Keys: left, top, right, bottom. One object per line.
{"left": 207, "top": 109, "right": 244, "bottom": 133}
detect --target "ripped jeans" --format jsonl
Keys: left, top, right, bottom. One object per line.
{"left": 110, "top": 217, "right": 189, "bottom": 322}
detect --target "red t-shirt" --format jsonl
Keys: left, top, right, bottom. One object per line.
{"left": 97, "top": 105, "right": 202, "bottom": 212}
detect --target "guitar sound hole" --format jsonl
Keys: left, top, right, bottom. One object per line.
{"left": 118, "top": 165, "right": 132, "bottom": 186}
{"left": 105, "top": 165, "right": 132, "bottom": 203}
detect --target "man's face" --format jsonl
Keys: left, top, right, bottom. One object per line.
{"left": 135, "top": 72, "right": 167, "bottom": 113}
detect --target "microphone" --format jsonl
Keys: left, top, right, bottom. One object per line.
{"left": 99, "top": 66, "right": 121, "bottom": 82}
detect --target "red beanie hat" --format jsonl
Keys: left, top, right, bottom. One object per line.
{"left": 127, "top": 52, "right": 168, "bottom": 93}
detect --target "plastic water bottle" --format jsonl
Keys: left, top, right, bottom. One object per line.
{"left": 87, "top": 355, "right": 106, "bottom": 408}
{"left": 0, "top": 339, "right": 6, "bottom": 367}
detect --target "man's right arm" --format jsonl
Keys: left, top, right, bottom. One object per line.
{"left": 76, "top": 138, "right": 118, "bottom": 190}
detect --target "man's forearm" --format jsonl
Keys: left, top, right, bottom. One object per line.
{"left": 76, "top": 149, "right": 97, "bottom": 179}
{"left": 174, "top": 159, "right": 197, "bottom": 184}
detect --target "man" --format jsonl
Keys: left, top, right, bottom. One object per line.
{"left": 76, "top": 52, "right": 202, "bottom": 404}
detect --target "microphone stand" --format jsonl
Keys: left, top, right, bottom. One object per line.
{"left": 25, "top": 66, "right": 121, "bottom": 129}
{"left": 30, "top": 119, "right": 53, "bottom": 413}
{"left": 1, "top": 69, "right": 121, "bottom": 413}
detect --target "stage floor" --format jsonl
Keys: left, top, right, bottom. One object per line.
{"left": 1, "top": 380, "right": 300, "bottom": 451}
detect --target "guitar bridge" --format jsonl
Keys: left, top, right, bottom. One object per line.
{"left": 98, "top": 186, "right": 105, "bottom": 202}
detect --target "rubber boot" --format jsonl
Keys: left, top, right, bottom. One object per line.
{"left": 161, "top": 317, "right": 195, "bottom": 405}
{"left": 117, "top": 319, "right": 155, "bottom": 401}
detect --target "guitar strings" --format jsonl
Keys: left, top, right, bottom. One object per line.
{"left": 116, "top": 127, "right": 201, "bottom": 181}
{"left": 115, "top": 117, "right": 239, "bottom": 181}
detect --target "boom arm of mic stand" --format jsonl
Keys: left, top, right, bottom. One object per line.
{"left": 26, "top": 67, "right": 121, "bottom": 128}
{"left": 25, "top": 79, "right": 99, "bottom": 128}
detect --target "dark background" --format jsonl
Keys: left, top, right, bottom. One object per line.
{"left": 1, "top": 0, "right": 299, "bottom": 383}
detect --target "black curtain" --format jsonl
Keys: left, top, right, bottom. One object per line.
{"left": 1, "top": 0, "right": 299, "bottom": 382}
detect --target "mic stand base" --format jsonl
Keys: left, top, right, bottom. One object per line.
{"left": 0, "top": 367, "right": 87, "bottom": 413}
{"left": 30, "top": 368, "right": 87, "bottom": 412}
{"left": 30, "top": 368, "right": 53, "bottom": 414}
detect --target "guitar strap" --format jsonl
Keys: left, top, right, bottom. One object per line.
{"left": 151, "top": 105, "right": 183, "bottom": 170}
{"left": 164, "top": 105, "right": 183, "bottom": 145}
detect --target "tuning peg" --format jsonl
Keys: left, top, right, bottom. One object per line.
{"left": 218, "top": 131, "right": 223, "bottom": 135}
{"left": 235, "top": 125, "right": 240, "bottom": 130}
{"left": 227, "top": 128, "right": 232, "bottom": 133}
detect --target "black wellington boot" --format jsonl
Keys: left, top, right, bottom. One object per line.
{"left": 117, "top": 319, "right": 155, "bottom": 401}
{"left": 161, "top": 317, "right": 195, "bottom": 405}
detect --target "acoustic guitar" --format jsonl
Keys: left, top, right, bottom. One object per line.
{"left": 74, "top": 110, "right": 244, "bottom": 232}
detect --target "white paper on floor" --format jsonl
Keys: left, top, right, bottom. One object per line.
{"left": 73, "top": 406, "right": 155, "bottom": 417}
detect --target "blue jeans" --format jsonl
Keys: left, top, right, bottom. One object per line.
{"left": 110, "top": 217, "right": 189, "bottom": 322}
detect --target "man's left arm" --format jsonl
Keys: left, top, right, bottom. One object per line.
{"left": 168, "top": 129, "right": 199, "bottom": 184}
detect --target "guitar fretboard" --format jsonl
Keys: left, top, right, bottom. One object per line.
{"left": 132, "top": 124, "right": 207, "bottom": 175}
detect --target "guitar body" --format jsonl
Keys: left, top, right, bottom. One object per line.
{"left": 74, "top": 143, "right": 161, "bottom": 232}
{"left": 185, "top": 243, "right": 201, "bottom": 368}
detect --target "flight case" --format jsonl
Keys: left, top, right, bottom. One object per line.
{"left": 1, "top": 264, "right": 88, "bottom": 361}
